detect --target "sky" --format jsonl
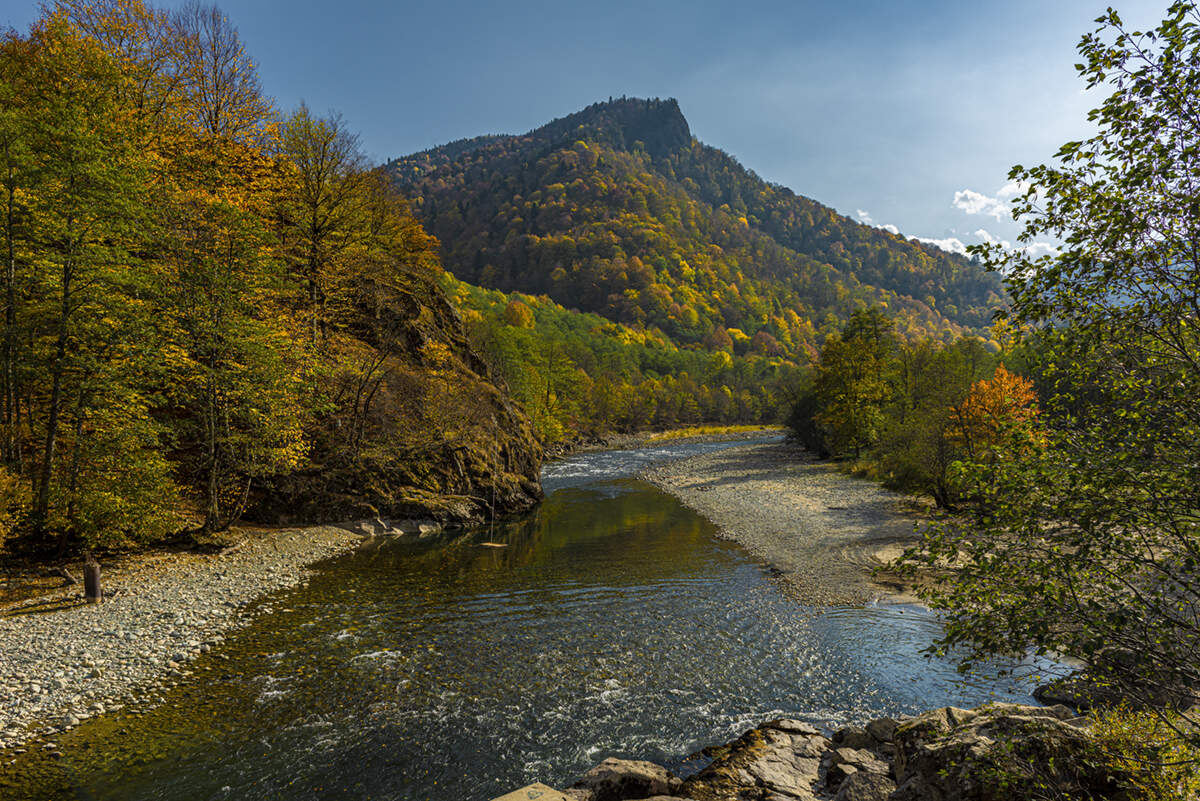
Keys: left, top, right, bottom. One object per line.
{"left": 1, "top": 0, "right": 1172, "bottom": 253}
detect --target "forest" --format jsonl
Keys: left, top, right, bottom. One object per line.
{"left": 0, "top": 0, "right": 543, "bottom": 556}
{"left": 447, "top": 276, "right": 799, "bottom": 443}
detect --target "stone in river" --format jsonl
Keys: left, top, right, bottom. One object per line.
{"left": 491, "top": 783, "right": 574, "bottom": 801}
{"left": 569, "top": 758, "right": 683, "bottom": 801}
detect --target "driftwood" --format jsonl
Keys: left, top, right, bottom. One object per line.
{"left": 218, "top": 537, "right": 248, "bottom": 557}
{"left": 52, "top": 566, "right": 78, "bottom": 586}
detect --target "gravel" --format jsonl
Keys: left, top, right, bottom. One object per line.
{"left": 642, "top": 440, "right": 924, "bottom": 605}
{"left": 0, "top": 524, "right": 365, "bottom": 752}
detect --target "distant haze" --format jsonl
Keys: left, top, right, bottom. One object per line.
{"left": 2, "top": 0, "right": 1169, "bottom": 253}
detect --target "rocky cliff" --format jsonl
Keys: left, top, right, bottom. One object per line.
{"left": 248, "top": 259, "right": 543, "bottom": 526}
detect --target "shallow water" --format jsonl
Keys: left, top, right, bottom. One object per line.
{"left": 5, "top": 439, "right": 1047, "bottom": 800}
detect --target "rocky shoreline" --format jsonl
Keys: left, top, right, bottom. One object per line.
{"left": 642, "top": 440, "right": 923, "bottom": 605}
{"left": 502, "top": 702, "right": 1115, "bottom": 801}
{"left": 0, "top": 522, "right": 392, "bottom": 755}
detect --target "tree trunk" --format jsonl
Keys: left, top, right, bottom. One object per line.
{"left": 83, "top": 550, "right": 101, "bottom": 603}
{"left": 204, "top": 372, "right": 220, "bottom": 533}
{"left": 31, "top": 259, "right": 72, "bottom": 540}
{"left": 3, "top": 151, "right": 16, "bottom": 466}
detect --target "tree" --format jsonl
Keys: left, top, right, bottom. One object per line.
{"left": 6, "top": 15, "right": 179, "bottom": 548}
{"left": 811, "top": 309, "right": 896, "bottom": 457}
{"left": 275, "top": 104, "right": 370, "bottom": 342}
{"left": 900, "top": 1, "right": 1200, "bottom": 742}
{"left": 874, "top": 339, "right": 996, "bottom": 509}
{"left": 945, "top": 365, "right": 1039, "bottom": 463}
{"left": 160, "top": 3, "right": 305, "bottom": 534}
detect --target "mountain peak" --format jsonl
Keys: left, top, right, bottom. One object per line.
{"left": 534, "top": 96, "right": 691, "bottom": 158}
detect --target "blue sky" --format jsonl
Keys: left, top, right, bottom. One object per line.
{"left": 3, "top": 0, "right": 1170, "bottom": 253}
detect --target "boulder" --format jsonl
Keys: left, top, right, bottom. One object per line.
{"left": 766, "top": 718, "right": 823, "bottom": 736}
{"left": 831, "top": 725, "right": 875, "bottom": 750}
{"left": 833, "top": 772, "right": 897, "bottom": 801}
{"left": 864, "top": 717, "right": 898, "bottom": 744}
{"left": 569, "top": 758, "right": 682, "bottom": 801}
{"left": 679, "top": 718, "right": 830, "bottom": 800}
{"left": 492, "top": 784, "right": 574, "bottom": 801}
{"left": 890, "top": 703, "right": 1123, "bottom": 801}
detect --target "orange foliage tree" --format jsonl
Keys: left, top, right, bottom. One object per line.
{"left": 946, "top": 365, "right": 1039, "bottom": 462}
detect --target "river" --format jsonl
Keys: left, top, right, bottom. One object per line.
{"left": 5, "top": 438, "right": 1045, "bottom": 800}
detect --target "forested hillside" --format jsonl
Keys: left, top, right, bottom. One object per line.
{"left": 444, "top": 276, "right": 795, "bottom": 442}
{"left": 388, "top": 98, "right": 1005, "bottom": 357}
{"left": 0, "top": 2, "right": 541, "bottom": 554}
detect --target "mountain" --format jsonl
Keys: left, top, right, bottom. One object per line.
{"left": 386, "top": 98, "right": 1004, "bottom": 361}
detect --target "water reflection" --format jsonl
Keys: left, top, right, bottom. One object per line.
{"left": 3, "top": 444, "right": 1043, "bottom": 801}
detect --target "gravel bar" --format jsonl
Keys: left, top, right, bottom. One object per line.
{"left": 642, "top": 440, "right": 924, "bottom": 605}
{"left": 0, "top": 525, "right": 364, "bottom": 753}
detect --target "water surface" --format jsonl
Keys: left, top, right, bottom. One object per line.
{"left": 5, "top": 439, "right": 1044, "bottom": 800}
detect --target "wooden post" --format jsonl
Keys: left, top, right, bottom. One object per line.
{"left": 83, "top": 551, "right": 101, "bottom": 603}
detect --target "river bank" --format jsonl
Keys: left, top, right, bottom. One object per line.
{"left": 642, "top": 440, "right": 925, "bottom": 605}
{"left": 0, "top": 524, "right": 367, "bottom": 754}
{"left": 542, "top": 425, "right": 785, "bottom": 458}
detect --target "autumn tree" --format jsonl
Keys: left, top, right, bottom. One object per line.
{"left": 1, "top": 14, "right": 179, "bottom": 548}
{"left": 158, "top": 3, "right": 304, "bottom": 534}
{"left": 900, "top": 1, "right": 1200, "bottom": 745}
{"left": 275, "top": 104, "right": 371, "bottom": 342}
{"left": 945, "top": 365, "right": 1038, "bottom": 463}
{"left": 873, "top": 337, "right": 997, "bottom": 508}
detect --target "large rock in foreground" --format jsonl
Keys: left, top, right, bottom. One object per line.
{"left": 679, "top": 718, "right": 831, "bottom": 800}
{"left": 568, "top": 758, "right": 684, "bottom": 800}
{"left": 502, "top": 703, "right": 1135, "bottom": 801}
{"left": 890, "top": 703, "right": 1120, "bottom": 801}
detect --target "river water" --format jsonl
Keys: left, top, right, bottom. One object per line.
{"left": 6, "top": 439, "right": 1045, "bottom": 800}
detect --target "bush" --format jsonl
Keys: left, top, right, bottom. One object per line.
{"left": 1088, "top": 708, "right": 1200, "bottom": 801}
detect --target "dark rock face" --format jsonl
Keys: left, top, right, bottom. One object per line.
{"left": 535, "top": 98, "right": 693, "bottom": 160}
{"left": 248, "top": 269, "right": 543, "bottom": 526}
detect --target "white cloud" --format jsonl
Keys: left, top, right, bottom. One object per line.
{"left": 953, "top": 189, "right": 1012, "bottom": 221}
{"left": 996, "top": 180, "right": 1031, "bottom": 199}
{"left": 916, "top": 236, "right": 968, "bottom": 256}
{"left": 856, "top": 208, "right": 900, "bottom": 235}
{"left": 974, "top": 228, "right": 1011, "bottom": 249}
{"left": 1021, "top": 241, "right": 1058, "bottom": 258}
{"left": 973, "top": 227, "right": 1058, "bottom": 258}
